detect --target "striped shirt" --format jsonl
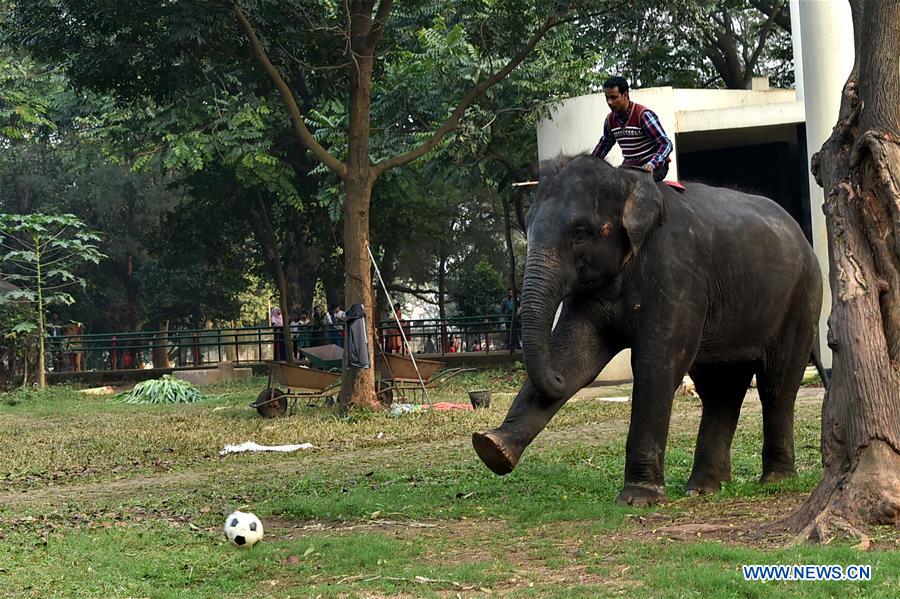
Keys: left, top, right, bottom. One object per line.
{"left": 592, "top": 102, "right": 673, "bottom": 169}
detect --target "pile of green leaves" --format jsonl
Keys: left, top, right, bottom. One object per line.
{"left": 117, "top": 375, "right": 204, "bottom": 405}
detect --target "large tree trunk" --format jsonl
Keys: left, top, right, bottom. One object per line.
{"left": 338, "top": 1, "right": 379, "bottom": 411}
{"left": 253, "top": 191, "right": 294, "bottom": 364}
{"left": 785, "top": 0, "right": 900, "bottom": 539}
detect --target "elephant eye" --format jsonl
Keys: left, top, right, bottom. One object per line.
{"left": 573, "top": 226, "right": 591, "bottom": 242}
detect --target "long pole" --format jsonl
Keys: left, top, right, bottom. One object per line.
{"left": 366, "top": 244, "right": 431, "bottom": 406}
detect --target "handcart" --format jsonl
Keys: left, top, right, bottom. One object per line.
{"left": 375, "top": 353, "right": 474, "bottom": 403}
{"left": 250, "top": 360, "right": 341, "bottom": 417}
{"left": 299, "top": 344, "right": 344, "bottom": 371}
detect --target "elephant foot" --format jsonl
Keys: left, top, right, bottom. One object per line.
{"left": 472, "top": 430, "right": 520, "bottom": 475}
{"left": 615, "top": 483, "right": 668, "bottom": 507}
{"left": 685, "top": 472, "right": 728, "bottom": 496}
{"left": 760, "top": 468, "right": 796, "bottom": 484}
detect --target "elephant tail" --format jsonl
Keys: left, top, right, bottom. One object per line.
{"left": 810, "top": 340, "right": 830, "bottom": 391}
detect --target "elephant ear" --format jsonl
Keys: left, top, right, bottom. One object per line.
{"left": 621, "top": 176, "right": 665, "bottom": 256}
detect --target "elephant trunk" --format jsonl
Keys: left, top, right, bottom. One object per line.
{"left": 520, "top": 246, "right": 572, "bottom": 401}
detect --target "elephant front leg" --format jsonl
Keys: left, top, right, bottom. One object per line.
{"left": 473, "top": 313, "right": 619, "bottom": 475}
{"left": 618, "top": 339, "right": 700, "bottom": 506}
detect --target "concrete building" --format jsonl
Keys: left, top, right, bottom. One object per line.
{"left": 535, "top": 0, "right": 854, "bottom": 381}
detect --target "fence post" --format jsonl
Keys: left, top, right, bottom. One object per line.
{"left": 111, "top": 336, "right": 117, "bottom": 370}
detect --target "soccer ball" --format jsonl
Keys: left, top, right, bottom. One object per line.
{"left": 224, "top": 511, "right": 264, "bottom": 548}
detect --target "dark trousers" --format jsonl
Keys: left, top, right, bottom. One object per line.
{"left": 652, "top": 163, "right": 669, "bottom": 182}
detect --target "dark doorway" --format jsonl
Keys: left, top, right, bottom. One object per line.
{"left": 677, "top": 130, "right": 812, "bottom": 243}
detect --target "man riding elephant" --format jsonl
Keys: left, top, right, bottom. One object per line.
{"left": 592, "top": 76, "right": 673, "bottom": 182}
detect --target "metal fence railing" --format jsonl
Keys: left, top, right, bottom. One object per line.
{"left": 46, "top": 314, "right": 522, "bottom": 372}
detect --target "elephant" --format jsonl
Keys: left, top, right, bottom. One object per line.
{"left": 472, "top": 155, "right": 823, "bottom": 506}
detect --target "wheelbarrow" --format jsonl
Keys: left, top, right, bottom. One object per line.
{"left": 374, "top": 353, "right": 474, "bottom": 403}
{"left": 299, "top": 344, "right": 344, "bottom": 371}
{"left": 250, "top": 360, "right": 341, "bottom": 417}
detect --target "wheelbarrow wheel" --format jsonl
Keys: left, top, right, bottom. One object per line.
{"left": 252, "top": 388, "right": 287, "bottom": 418}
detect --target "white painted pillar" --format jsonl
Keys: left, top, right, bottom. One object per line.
{"left": 789, "top": 0, "right": 804, "bottom": 101}
{"left": 797, "top": 0, "right": 855, "bottom": 368}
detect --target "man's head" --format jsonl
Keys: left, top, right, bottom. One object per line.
{"left": 603, "top": 76, "right": 630, "bottom": 114}
{"left": 507, "top": 288, "right": 513, "bottom": 298}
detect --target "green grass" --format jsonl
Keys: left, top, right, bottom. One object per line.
{"left": 1, "top": 369, "right": 896, "bottom": 598}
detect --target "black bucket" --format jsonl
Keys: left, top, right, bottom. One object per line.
{"left": 468, "top": 389, "right": 491, "bottom": 409}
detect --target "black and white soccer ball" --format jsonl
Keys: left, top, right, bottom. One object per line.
{"left": 224, "top": 510, "right": 264, "bottom": 548}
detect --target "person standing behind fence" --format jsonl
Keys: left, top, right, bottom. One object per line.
{"left": 289, "top": 312, "right": 301, "bottom": 359}
{"left": 500, "top": 288, "right": 518, "bottom": 350}
{"left": 386, "top": 303, "right": 403, "bottom": 354}
{"left": 270, "top": 307, "right": 285, "bottom": 361}
{"left": 312, "top": 305, "right": 326, "bottom": 346}
{"left": 324, "top": 304, "right": 343, "bottom": 347}
{"left": 297, "top": 311, "right": 313, "bottom": 350}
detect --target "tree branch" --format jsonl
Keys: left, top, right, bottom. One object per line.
{"left": 228, "top": 0, "right": 347, "bottom": 179}
{"left": 366, "top": 0, "right": 393, "bottom": 50}
{"left": 385, "top": 283, "right": 440, "bottom": 305}
{"left": 488, "top": 153, "right": 530, "bottom": 183}
{"left": 748, "top": 0, "right": 792, "bottom": 32}
{"left": 746, "top": 0, "right": 785, "bottom": 77}
{"left": 372, "top": 11, "right": 567, "bottom": 177}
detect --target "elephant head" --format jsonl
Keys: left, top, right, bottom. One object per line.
{"left": 521, "top": 156, "right": 665, "bottom": 400}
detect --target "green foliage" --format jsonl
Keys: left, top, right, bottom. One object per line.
{"left": 0, "top": 51, "right": 59, "bottom": 139}
{"left": 0, "top": 213, "right": 104, "bottom": 299}
{"left": 0, "top": 214, "right": 104, "bottom": 384}
{"left": 595, "top": 0, "right": 794, "bottom": 89}
{"left": 450, "top": 258, "right": 506, "bottom": 318}
{"left": 117, "top": 375, "right": 204, "bottom": 405}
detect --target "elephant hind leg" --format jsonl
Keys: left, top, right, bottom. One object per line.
{"left": 685, "top": 362, "right": 754, "bottom": 496}
{"left": 756, "top": 355, "right": 808, "bottom": 483}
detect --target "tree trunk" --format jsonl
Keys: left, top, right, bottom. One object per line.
{"left": 338, "top": 1, "right": 379, "bottom": 411}
{"left": 35, "top": 236, "right": 47, "bottom": 389}
{"left": 785, "top": 0, "right": 900, "bottom": 539}
{"left": 502, "top": 196, "right": 518, "bottom": 295}
{"left": 502, "top": 195, "right": 519, "bottom": 353}
{"left": 253, "top": 191, "right": 294, "bottom": 364}
{"left": 152, "top": 320, "right": 171, "bottom": 369}
{"left": 36, "top": 320, "right": 46, "bottom": 388}
{"left": 438, "top": 251, "right": 447, "bottom": 352}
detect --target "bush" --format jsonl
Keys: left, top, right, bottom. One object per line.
{"left": 118, "top": 375, "right": 204, "bottom": 404}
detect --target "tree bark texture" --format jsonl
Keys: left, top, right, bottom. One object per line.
{"left": 339, "top": 0, "right": 380, "bottom": 411}
{"left": 786, "top": 0, "right": 900, "bottom": 539}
